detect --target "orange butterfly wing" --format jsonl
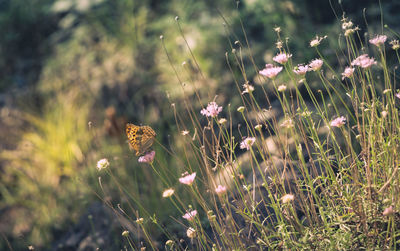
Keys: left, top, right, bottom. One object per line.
{"left": 126, "top": 123, "right": 156, "bottom": 156}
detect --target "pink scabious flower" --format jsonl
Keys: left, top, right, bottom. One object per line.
{"left": 369, "top": 35, "right": 387, "bottom": 47}
{"left": 240, "top": 137, "right": 256, "bottom": 150}
{"left": 330, "top": 116, "right": 346, "bottom": 128}
{"left": 309, "top": 59, "right": 323, "bottom": 71}
{"left": 341, "top": 67, "right": 355, "bottom": 80}
{"left": 138, "top": 151, "right": 155, "bottom": 163}
{"left": 179, "top": 172, "right": 196, "bottom": 185}
{"left": 182, "top": 210, "right": 197, "bottom": 221}
{"left": 396, "top": 92, "right": 400, "bottom": 100}
{"left": 273, "top": 52, "right": 292, "bottom": 64}
{"left": 259, "top": 64, "right": 283, "bottom": 79}
{"left": 201, "top": 102, "right": 222, "bottom": 117}
{"left": 351, "top": 54, "right": 377, "bottom": 69}
{"left": 293, "top": 64, "right": 309, "bottom": 75}
{"left": 215, "top": 185, "right": 227, "bottom": 195}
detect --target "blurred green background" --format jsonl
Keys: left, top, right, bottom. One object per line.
{"left": 0, "top": 0, "right": 399, "bottom": 249}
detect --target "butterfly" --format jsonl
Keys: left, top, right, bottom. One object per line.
{"left": 126, "top": 123, "right": 156, "bottom": 156}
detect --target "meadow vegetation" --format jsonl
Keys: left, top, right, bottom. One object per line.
{"left": 1, "top": 0, "right": 400, "bottom": 250}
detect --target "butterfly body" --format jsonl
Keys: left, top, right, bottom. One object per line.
{"left": 126, "top": 123, "right": 156, "bottom": 156}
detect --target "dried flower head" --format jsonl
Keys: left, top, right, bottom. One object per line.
{"left": 237, "top": 106, "right": 245, "bottom": 113}
{"left": 162, "top": 188, "right": 175, "bottom": 198}
{"left": 186, "top": 227, "right": 196, "bottom": 238}
{"left": 242, "top": 82, "right": 255, "bottom": 94}
{"left": 218, "top": 118, "right": 227, "bottom": 124}
{"left": 310, "top": 35, "right": 327, "bottom": 47}
{"left": 201, "top": 102, "right": 223, "bottom": 117}
{"left": 281, "top": 194, "right": 294, "bottom": 203}
{"left": 181, "top": 130, "right": 189, "bottom": 136}
{"left": 122, "top": 230, "right": 130, "bottom": 237}
{"left": 390, "top": 40, "right": 400, "bottom": 50}
{"left": 280, "top": 118, "right": 294, "bottom": 128}
{"left": 97, "top": 158, "right": 109, "bottom": 171}
{"left": 136, "top": 218, "right": 144, "bottom": 224}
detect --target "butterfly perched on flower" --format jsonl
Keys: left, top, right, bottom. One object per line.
{"left": 126, "top": 123, "right": 156, "bottom": 156}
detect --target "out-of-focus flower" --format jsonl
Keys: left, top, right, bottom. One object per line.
{"left": 281, "top": 194, "right": 294, "bottom": 203}
{"left": 274, "top": 27, "right": 281, "bottom": 33}
{"left": 390, "top": 40, "right": 400, "bottom": 50}
{"left": 293, "top": 64, "right": 309, "bottom": 75}
{"left": 162, "top": 188, "right": 175, "bottom": 198}
{"left": 277, "top": 85, "right": 287, "bottom": 92}
{"left": 181, "top": 130, "right": 189, "bottom": 136}
{"left": 351, "top": 54, "right": 377, "bottom": 69}
{"left": 309, "top": 59, "right": 323, "bottom": 71}
{"left": 179, "top": 172, "right": 196, "bottom": 185}
{"left": 215, "top": 185, "right": 227, "bottom": 195}
{"left": 383, "top": 206, "right": 394, "bottom": 216}
{"left": 166, "top": 240, "right": 174, "bottom": 246}
{"left": 330, "top": 116, "right": 346, "bottom": 128}
{"left": 201, "top": 102, "right": 222, "bottom": 117}
{"left": 341, "top": 67, "right": 355, "bottom": 80}
{"left": 97, "top": 158, "right": 109, "bottom": 171}
{"left": 218, "top": 118, "right": 227, "bottom": 124}
{"left": 280, "top": 118, "right": 294, "bottom": 128}
{"left": 254, "top": 124, "right": 262, "bottom": 131}
{"left": 310, "top": 35, "right": 327, "bottom": 47}
{"left": 342, "top": 20, "right": 353, "bottom": 30}
{"left": 381, "top": 111, "right": 388, "bottom": 118}
{"left": 273, "top": 52, "right": 292, "bottom": 64}
{"left": 138, "top": 151, "right": 155, "bottom": 163}
{"left": 369, "top": 35, "right": 387, "bottom": 47}
{"left": 237, "top": 106, "right": 245, "bottom": 113}
{"left": 136, "top": 218, "right": 144, "bottom": 224}
{"left": 186, "top": 227, "right": 196, "bottom": 238}
{"left": 242, "top": 82, "right": 254, "bottom": 94}
{"left": 182, "top": 210, "right": 197, "bottom": 221}
{"left": 240, "top": 137, "right": 256, "bottom": 150}
{"left": 396, "top": 92, "right": 400, "bottom": 99}
{"left": 259, "top": 64, "right": 283, "bottom": 79}
{"left": 122, "top": 230, "right": 130, "bottom": 237}
{"left": 276, "top": 41, "right": 283, "bottom": 49}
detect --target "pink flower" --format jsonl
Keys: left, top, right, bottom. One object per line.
{"left": 240, "top": 137, "right": 256, "bottom": 150}
{"left": 351, "top": 54, "right": 377, "bottom": 69}
{"left": 281, "top": 194, "right": 294, "bottom": 203}
{"left": 293, "top": 64, "right": 309, "bottom": 75}
{"left": 383, "top": 206, "right": 394, "bottom": 216}
{"left": 201, "top": 102, "right": 222, "bottom": 117}
{"left": 273, "top": 52, "right": 292, "bottom": 64}
{"left": 182, "top": 210, "right": 197, "bottom": 221}
{"left": 396, "top": 92, "right": 400, "bottom": 100}
{"left": 259, "top": 64, "right": 283, "bottom": 79}
{"left": 309, "top": 59, "right": 323, "bottom": 71}
{"left": 215, "top": 185, "right": 227, "bottom": 195}
{"left": 138, "top": 151, "right": 155, "bottom": 163}
{"left": 330, "top": 116, "right": 346, "bottom": 128}
{"left": 341, "top": 67, "right": 355, "bottom": 80}
{"left": 179, "top": 172, "right": 196, "bottom": 185}
{"left": 369, "top": 35, "right": 387, "bottom": 47}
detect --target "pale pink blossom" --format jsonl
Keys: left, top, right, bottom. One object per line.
{"left": 96, "top": 158, "right": 109, "bottom": 171}
{"left": 273, "top": 52, "right": 292, "bottom": 64}
{"left": 396, "top": 92, "right": 400, "bottom": 100}
{"left": 351, "top": 54, "right": 377, "bottom": 68}
{"left": 281, "top": 194, "right": 294, "bottom": 203}
{"left": 293, "top": 64, "right": 309, "bottom": 75}
{"left": 242, "top": 82, "right": 254, "bottom": 94}
{"left": 369, "top": 35, "right": 387, "bottom": 47}
{"left": 310, "top": 35, "right": 327, "bottom": 47}
{"left": 341, "top": 67, "right": 355, "bottom": 80}
{"left": 330, "top": 116, "right": 346, "bottom": 128}
{"left": 182, "top": 210, "right": 197, "bottom": 221}
{"left": 201, "top": 102, "right": 222, "bottom": 117}
{"left": 138, "top": 151, "right": 155, "bottom": 163}
{"left": 383, "top": 206, "right": 394, "bottom": 216}
{"left": 179, "top": 172, "right": 196, "bottom": 185}
{"left": 215, "top": 185, "right": 227, "bottom": 195}
{"left": 259, "top": 64, "right": 283, "bottom": 79}
{"left": 240, "top": 137, "right": 256, "bottom": 150}
{"left": 162, "top": 188, "right": 175, "bottom": 198}
{"left": 309, "top": 59, "right": 323, "bottom": 71}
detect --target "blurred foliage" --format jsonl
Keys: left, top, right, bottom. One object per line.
{"left": 0, "top": 0, "right": 399, "bottom": 249}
